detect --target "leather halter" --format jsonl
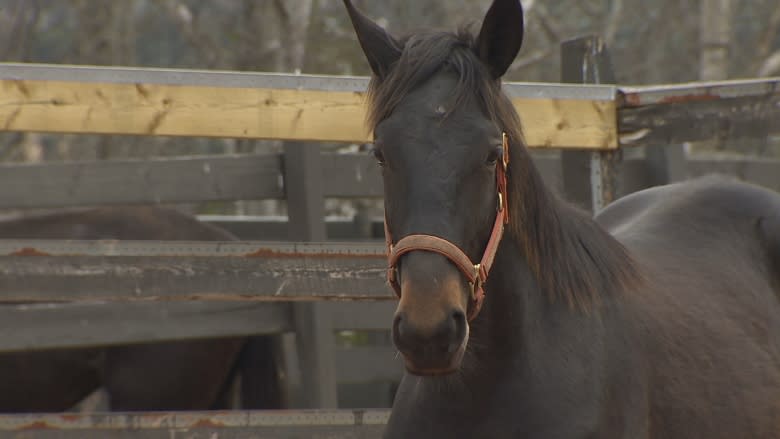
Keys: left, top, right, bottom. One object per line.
{"left": 384, "top": 133, "right": 510, "bottom": 321}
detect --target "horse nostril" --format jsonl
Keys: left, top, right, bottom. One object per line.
{"left": 450, "top": 309, "right": 467, "bottom": 343}
{"left": 392, "top": 313, "right": 405, "bottom": 347}
{"left": 451, "top": 309, "right": 466, "bottom": 325}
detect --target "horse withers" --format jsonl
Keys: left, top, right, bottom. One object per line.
{"left": 344, "top": 0, "right": 780, "bottom": 437}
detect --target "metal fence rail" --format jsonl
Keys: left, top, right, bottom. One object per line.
{"left": 0, "top": 409, "right": 390, "bottom": 439}
{"left": 0, "top": 240, "right": 389, "bottom": 303}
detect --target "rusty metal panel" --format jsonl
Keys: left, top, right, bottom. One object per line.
{"left": 619, "top": 77, "right": 780, "bottom": 106}
{"left": 0, "top": 241, "right": 390, "bottom": 304}
{"left": 0, "top": 409, "right": 389, "bottom": 439}
{"left": 0, "top": 239, "right": 385, "bottom": 258}
{"left": 0, "top": 241, "right": 392, "bottom": 351}
{"left": 618, "top": 77, "right": 780, "bottom": 147}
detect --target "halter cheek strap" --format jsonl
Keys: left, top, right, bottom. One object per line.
{"left": 384, "top": 133, "right": 510, "bottom": 321}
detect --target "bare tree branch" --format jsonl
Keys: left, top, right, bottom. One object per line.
{"left": 699, "top": 0, "right": 732, "bottom": 81}
{"left": 758, "top": 50, "right": 780, "bottom": 77}
{"left": 161, "top": 0, "right": 223, "bottom": 69}
{"left": 532, "top": 2, "right": 562, "bottom": 44}
{"left": 508, "top": 47, "right": 555, "bottom": 73}
{"left": 604, "top": 0, "right": 624, "bottom": 47}
{"left": 754, "top": 4, "right": 780, "bottom": 75}
{"left": 572, "top": 0, "right": 602, "bottom": 21}
{"left": 2, "top": 0, "right": 39, "bottom": 61}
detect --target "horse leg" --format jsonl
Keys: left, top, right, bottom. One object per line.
{"left": 102, "top": 338, "right": 245, "bottom": 411}
{"left": 237, "top": 335, "right": 288, "bottom": 409}
{"left": 758, "top": 215, "right": 780, "bottom": 298}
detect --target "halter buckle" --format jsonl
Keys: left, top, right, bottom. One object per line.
{"left": 470, "top": 263, "right": 482, "bottom": 300}
{"left": 502, "top": 132, "right": 510, "bottom": 170}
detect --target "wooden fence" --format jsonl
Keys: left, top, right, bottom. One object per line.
{"left": 0, "top": 35, "right": 779, "bottom": 438}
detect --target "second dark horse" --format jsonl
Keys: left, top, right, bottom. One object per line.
{"left": 0, "top": 206, "right": 284, "bottom": 412}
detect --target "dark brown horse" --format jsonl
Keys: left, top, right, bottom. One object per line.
{"left": 344, "top": 0, "right": 780, "bottom": 437}
{"left": 0, "top": 206, "right": 284, "bottom": 412}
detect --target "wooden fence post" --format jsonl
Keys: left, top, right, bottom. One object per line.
{"left": 560, "top": 36, "right": 620, "bottom": 213}
{"left": 283, "top": 142, "right": 338, "bottom": 409}
{"left": 645, "top": 143, "right": 687, "bottom": 187}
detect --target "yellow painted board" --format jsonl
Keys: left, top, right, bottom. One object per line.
{"left": 0, "top": 79, "right": 616, "bottom": 149}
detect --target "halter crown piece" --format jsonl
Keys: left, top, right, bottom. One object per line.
{"left": 384, "top": 132, "right": 510, "bottom": 321}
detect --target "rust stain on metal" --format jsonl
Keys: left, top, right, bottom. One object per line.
{"left": 621, "top": 91, "right": 720, "bottom": 107}
{"left": 17, "top": 421, "right": 54, "bottom": 430}
{"left": 11, "top": 247, "right": 51, "bottom": 256}
{"left": 191, "top": 418, "right": 227, "bottom": 428}
{"left": 657, "top": 93, "right": 719, "bottom": 104}
{"left": 244, "top": 248, "right": 384, "bottom": 259}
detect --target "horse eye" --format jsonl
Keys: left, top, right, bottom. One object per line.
{"left": 485, "top": 147, "right": 501, "bottom": 166}
{"left": 372, "top": 147, "right": 386, "bottom": 166}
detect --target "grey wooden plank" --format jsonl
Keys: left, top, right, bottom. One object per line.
{"left": 283, "top": 141, "right": 339, "bottom": 409}
{"left": 320, "top": 153, "right": 383, "bottom": 198}
{"left": 644, "top": 144, "right": 688, "bottom": 186}
{"left": 0, "top": 151, "right": 554, "bottom": 211}
{"left": 0, "top": 301, "right": 291, "bottom": 352}
{"left": 335, "top": 346, "right": 403, "bottom": 384}
{"left": 0, "top": 153, "right": 380, "bottom": 210}
{"left": 0, "top": 154, "right": 284, "bottom": 209}
{"left": 0, "top": 409, "right": 389, "bottom": 439}
{"left": 283, "top": 145, "right": 327, "bottom": 243}
{"left": 327, "top": 302, "right": 396, "bottom": 331}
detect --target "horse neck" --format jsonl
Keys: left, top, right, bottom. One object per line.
{"left": 466, "top": 155, "right": 641, "bottom": 364}
{"left": 467, "top": 236, "right": 541, "bottom": 364}
{"left": 504, "top": 151, "right": 641, "bottom": 311}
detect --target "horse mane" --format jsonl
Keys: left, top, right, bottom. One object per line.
{"left": 366, "top": 27, "right": 642, "bottom": 309}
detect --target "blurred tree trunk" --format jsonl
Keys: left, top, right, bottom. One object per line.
{"left": 1, "top": 0, "right": 40, "bottom": 61}
{"left": 756, "top": 5, "right": 780, "bottom": 76}
{"left": 71, "top": 0, "right": 135, "bottom": 66}
{"left": 699, "top": 0, "right": 732, "bottom": 81}
{"left": 759, "top": 51, "right": 780, "bottom": 77}
{"left": 0, "top": 0, "right": 41, "bottom": 164}
{"left": 234, "top": 0, "right": 314, "bottom": 216}
{"left": 698, "top": 0, "right": 732, "bottom": 152}
{"left": 279, "top": 0, "right": 314, "bottom": 71}
{"left": 68, "top": 0, "right": 137, "bottom": 161}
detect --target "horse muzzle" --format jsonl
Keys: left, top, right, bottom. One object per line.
{"left": 390, "top": 252, "right": 470, "bottom": 375}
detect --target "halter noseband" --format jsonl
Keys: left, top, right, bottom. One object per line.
{"left": 384, "top": 133, "right": 510, "bottom": 321}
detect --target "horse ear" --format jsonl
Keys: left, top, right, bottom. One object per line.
{"left": 475, "top": 0, "right": 525, "bottom": 79}
{"left": 343, "top": 0, "right": 402, "bottom": 78}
